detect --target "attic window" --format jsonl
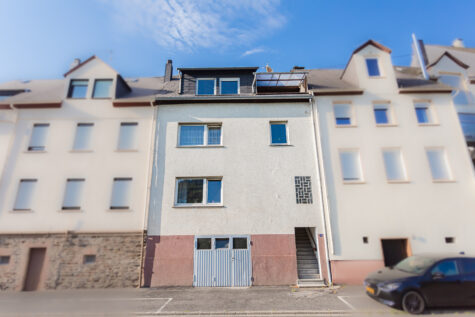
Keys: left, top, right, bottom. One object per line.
{"left": 68, "top": 79, "right": 88, "bottom": 98}
{"left": 93, "top": 79, "right": 113, "bottom": 98}
{"left": 196, "top": 79, "right": 216, "bottom": 95}
{"left": 366, "top": 58, "right": 381, "bottom": 77}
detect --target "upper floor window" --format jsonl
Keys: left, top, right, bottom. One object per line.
{"left": 110, "top": 178, "right": 132, "bottom": 209}
{"left": 339, "top": 150, "right": 363, "bottom": 182}
{"left": 414, "top": 102, "right": 435, "bottom": 124}
{"left": 220, "top": 78, "right": 239, "bottom": 95}
{"left": 439, "top": 74, "right": 472, "bottom": 105}
{"left": 270, "top": 122, "right": 288, "bottom": 145}
{"left": 28, "top": 123, "right": 49, "bottom": 151}
{"left": 178, "top": 124, "right": 222, "bottom": 146}
{"left": 118, "top": 122, "right": 138, "bottom": 150}
{"left": 62, "top": 179, "right": 85, "bottom": 210}
{"left": 426, "top": 148, "right": 452, "bottom": 181}
{"left": 68, "top": 79, "right": 88, "bottom": 99}
{"left": 92, "top": 79, "right": 113, "bottom": 98}
{"left": 458, "top": 113, "right": 475, "bottom": 143}
{"left": 175, "top": 178, "right": 222, "bottom": 206}
{"left": 73, "top": 123, "right": 93, "bottom": 151}
{"left": 196, "top": 79, "right": 216, "bottom": 95}
{"left": 374, "top": 103, "right": 393, "bottom": 125}
{"left": 334, "top": 104, "right": 354, "bottom": 126}
{"left": 382, "top": 149, "right": 407, "bottom": 181}
{"left": 14, "top": 179, "right": 37, "bottom": 211}
{"left": 366, "top": 58, "right": 380, "bottom": 77}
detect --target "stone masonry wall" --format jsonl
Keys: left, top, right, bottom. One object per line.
{"left": 0, "top": 232, "right": 143, "bottom": 291}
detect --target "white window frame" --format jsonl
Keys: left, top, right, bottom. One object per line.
{"left": 269, "top": 121, "right": 290, "bottom": 145}
{"left": 92, "top": 78, "right": 114, "bottom": 99}
{"left": 62, "top": 178, "right": 85, "bottom": 210}
{"left": 425, "top": 147, "right": 453, "bottom": 182}
{"left": 117, "top": 122, "right": 139, "bottom": 151}
{"left": 338, "top": 149, "right": 364, "bottom": 183}
{"left": 365, "top": 57, "right": 383, "bottom": 78}
{"left": 177, "top": 123, "right": 222, "bottom": 147}
{"left": 414, "top": 100, "right": 438, "bottom": 126}
{"left": 13, "top": 179, "right": 37, "bottom": 211}
{"left": 72, "top": 122, "right": 94, "bottom": 151}
{"left": 196, "top": 78, "right": 216, "bottom": 95}
{"left": 333, "top": 102, "right": 356, "bottom": 127}
{"left": 373, "top": 102, "right": 396, "bottom": 126}
{"left": 382, "top": 148, "right": 408, "bottom": 183}
{"left": 219, "top": 78, "right": 240, "bottom": 95}
{"left": 110, "top": 177, "right": 133, "bottom": 210}
{"left": 174, "top": 177, "right": 223, "bottom": 207}
{"left": 27, "top": 123, "right": 49, "bottom": 152}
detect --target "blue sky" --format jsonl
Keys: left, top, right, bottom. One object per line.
{"left": 0, "top": 0, "right": 474, "bottom": 82}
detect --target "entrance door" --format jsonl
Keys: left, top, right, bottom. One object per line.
{"left": 23, "top": 248, "right": 46, "bottom": 291}
{"left": 381, "top": 239, "right": 409, "bottom": 267}
{"left": 194, "top": 236, "right": 251, "bottom": 287}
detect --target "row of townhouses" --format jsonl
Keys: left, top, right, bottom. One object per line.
{"left": 0, "top": 39, "right": 474, "bottom": 291}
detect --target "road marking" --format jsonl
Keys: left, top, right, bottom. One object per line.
{"left": 156, "top": 298, "right": 173, "bottom": 313}
{"left": 337, "top": 296, "right": 356, "bottom": 311}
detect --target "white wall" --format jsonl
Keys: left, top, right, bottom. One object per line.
{"left": 148, "top": 102, "right": 323, "bottom": 236}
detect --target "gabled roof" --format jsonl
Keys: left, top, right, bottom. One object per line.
{"left": 63, "top": 55, "right": 97, "bottom": 77}
{"left": 426, "top": 51, "right": 470, "bottom": 70}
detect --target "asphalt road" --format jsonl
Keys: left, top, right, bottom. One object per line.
{"left": 0, "top": 286, "right": 473, "bottom": 316}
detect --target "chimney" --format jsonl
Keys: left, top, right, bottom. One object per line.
{"left": 292, "top": 66, "right": 305, "bottom": 71}
{"left": 70, "top": 58, "right": 81, "bottom": 70}
{"left": 164, "top": 59, "right": 173, "bottom": 82}
{"left": 452, "top": 38, "right": 465, "bottom": 48}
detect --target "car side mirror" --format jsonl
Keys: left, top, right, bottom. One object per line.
{"left": 432, "top": 272, "right": 445, "bottom": 280}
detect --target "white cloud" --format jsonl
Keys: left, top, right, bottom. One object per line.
{"left": 106, "top": 0, "right": 286, "bottom": 51}
{"left": 242, "top": 48, "right": 266, "bottom": 57}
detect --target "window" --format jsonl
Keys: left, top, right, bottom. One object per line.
{"left": 431, "top": 260, "right": 459, "bottom": 277}
{"left": 62, "top": 179, "right": 85, "bottom": 210}
{"left": 14, "top": 179, "right": 37, "bottom": 210}
{"left": 220, "top": 78, "right": 239, "bottom": 95}
{"left": 233, "top": 238, "right": 248, "bottom": 249}
{"left": 110, "top": 178, "right": 132, "bottom": 209}
{"left": 334, "top": 104, "right": 353, "bottom": 126}
{"left": 118, "top": 122, "right": 138, "bottom": 150}
{"left": 382, "top": 149, "right": 407, "bottom": 181}
{"left": 458, "top": 113, "right": 475, "bottom": 142}
{"left": 414, "top": 102, "right": 435, "bottom": 124}
{"left": 426, "top": 149, "right": 451, "bottom": 180}
{"left": 270, "top": 122, "right": 288, "bottom": 145}
{"left": 374, "top": 104, "right": 392, "bottom": 125}
{"left": 366, "top": 58, "right": 380, "bottom": 77}
{"left": 215, "top": 238, "right": 229, "bottom": 249}
{"left": 197, "top": 238, "right": 212, "bottom": 250}
{"left": 83, "top": 255, "right": 96, "bottom": 264}
{"left": 0, "top": 256, "right": 10, "bottom": 265}
{"left": 28, "top": 123, "right": 49, "bottom": 151}
{"left": 73, "top": 123, "right": 93, "bottom": 150}
{"left": 175, "top": 178, "right": 222, "bottom": 206}
{"left": 439, "top": 74, "right": 472, "bottom": 105}
{"left": 92, "top": 79, "right": 113, "bottom": 98}
{"left": 178, "top": 124, "right": 222, "bottom": 146}
{"left": 196, "top": 79, "right": 216, "bottom": 95}
{"left": 68, "top": 79, "right": 88, "bottom": 98}
{"left": 339, "top": 150, "right": 363, "bottom": 182}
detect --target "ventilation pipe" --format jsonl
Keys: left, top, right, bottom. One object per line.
{"left": 69, "top": 58, "right": 81, "bottom": 70}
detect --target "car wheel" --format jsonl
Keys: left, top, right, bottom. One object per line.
{"left": 402, "top": 291, "right": 425, "bottom": 314}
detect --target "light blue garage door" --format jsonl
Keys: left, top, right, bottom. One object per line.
{"left": 193, "top": 236, "right": 252, "bottom": 287}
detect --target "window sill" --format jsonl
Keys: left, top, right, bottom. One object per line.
{"left": 107, "top": 208, "right": 132, "bottom": 212}
{"left": 342, "top": 180, "right": 366, "bottom": 184}
{"left": 335, "top": 124, "right": 358, "bottom": 128}
{"left": 432, "top": 179, "right": 456, "bottom": 183}
{"left": 376, "top": 124, "right": 398, "bottom": 127}
{"left": 368, "top": 76, "right": 386, "bottom": 79}
{"left": 24, "top": 150, "right": 47, "bottom": 154}
{"left": 115, "top": 149, "right": 139, "bottom": 152}
{"left": 173, "top": 204, "right": 224, "bottom": 209}
{"left": 70, "top": 150, "right": 93, "bottom": 153}
{"left": 59, "top": 208, "right": 83, "bottom": 213}
{"left": 177, "top": 145, "right": 224, "bottom": 148}
{"left": 387, "top": 180, "right": 411, "bottom": 184}
{"left": 92, "top": 97, "right": 112, "bottom": 100}
{"left": 418, "top": 123, "right": 440, "bottom": 127}
{"left": 10, "top": 209, "right": 34, "bottom": 213}
{"left": 67, "top": 97, "right": 87, "bottom": 100}
{"left": 269, "top": 143, "right": 292, "bottom": 147}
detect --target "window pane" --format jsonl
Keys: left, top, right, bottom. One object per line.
{"left": 28, "top": 124, "right": 49, "bottom": 151}
{"left": 458, "top": 113, "right": 475, "bottom": 142}
{"left": 374, "top": 105, "right": 389, "bottom": 124}
{"left": 221, "top": 80, "right": 238, "bottom": 94}
{"left": 271, "top": 123, "right": 287, "bottom": 144}
{"left": 207, "top": 180, "right": 222, "bottom": 204}
{"left": 233, "top": 238, "right": 247, "bottom": 249}
{"left": 431, "top": 260, "right": 459, "bottom": 276}
{"left": 177, "top": 179, "right": 203, "bottom": 204}
{"left": 427, "top": 149, "right": 450, "bottom": 180}
{"left": 215, "top": 238, "right": 229, "bottom": 249}
{"left": 68, "top": 80, "right": 88, "bottom": 98}
{"left": 179, "top": 125, "right": 204, "bottom": 146}
{"left": 383, "top": 150, "right": 405, "bottom": 180}
{"left": 415, "top": 107, "right": 429, "bottom": 123}
{"left": 118, "top": 122, "right": 138, "bottom": 150}
{"left": 197, "top": 80, "right": 215, "bottom": 95}
{"left": 14, "top": 180, "right": 36, "bottom": 210}
{"left": 340, "top": 151, "right": 362, "bottom": 181}
{"left": 197, "top": 238, "right": 211, "bottom": 250}
{"left": 207, "top": 126, "right": 221, "bottom": 145}
{"left": 63, "top": 179, "right": 85, "bottom": 209}
{"left": 73, "top": 123, "right": 93, "bottom": 150}
{"left": 334, "top": 104, "right": 352, "bottom": 125}
{"left": 93, "top": 79, "right": 113, "bottom": 98}
{"left": 110, "top": 178, "right": 132, "bottom": 208}
{"left": 366, "top": 58, "right": 380, "bottom": 76}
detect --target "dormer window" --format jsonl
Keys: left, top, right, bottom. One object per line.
{"left": 196, "top": 79, "right": 216, "bottom": 95}
{"left": 68, "top": 79, "right": 88, "bottom": 98}
{"left": 220, "top": 78, "right": 239, "bottom": 95}
{"left": 93, "top": 79, "right": 113, "bottom": 98}
{"left": 365, "top": 58, "right": 381, "bottom": 77}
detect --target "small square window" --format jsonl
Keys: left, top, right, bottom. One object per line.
{"left": 270, "top": 122, "right": 288, "bottom": 144}
{"left": 175, "top": 178, "right": 222, "bottom": 206}
{"left": 339, "top": 150, "right": 363, "bottom": 182}
{"left": 196, "top": 79, "right": 215, "bottom": 95}
{"left": 110, "top": 178, "right": 132, "bottom": 209}
{"left": 118, "top": 122, "right": 138, "bottom": 150}
{"left": 374, "top": 104, "right": 392, "bottom": 125}
{"left": 62, "top": 179, "right": 85, "bottom": 210}
{"left": 197, "top": 238, "right": 212, "bottom": 250}
{"left": 215, "top": 238, "right": 229, "bottom": 249}
{"left": 92, "top": 79, "right": 113, "bottom": 98}
{"left": 14, "top": 179, "right": 37, "bottom": 211}
{"left": 362, "top": 237, "right": 368, "bottom": 244}
{"left": 83, "top": 254, "right": 96, "bottom": 264}
{"left": 334, "top": 104, "right": 353, "bottom": 126}
{"left": 28, "top": 123, "right": 49, "bottom": 151}
{"left": 68, "top": 79, "right": 88, "bottom": 99}
{"left": 220, "top": 79, "right": 239, "bottom": 95}
{"left": 233, "top": 238, "right": 248, "bottom": 249}
{"left": 0, "top": 256, "right": 10, "bottom": 265}
{"left": 178, "top": 124, "right": 222, "bottom": 146}
{"left": 366, "top": 58, "right": 380, "bottom": 77}
{"left": 415, "top": 102, "right": 434, "bottom": 124}
{"left": 426, "top": 148, "right": 451, "bottom": 180}
{"left": 445, "top": 237, "right": 455, "bottom": 244}
{"left": 73, "top": 123, "right": 93, "bottom": 150}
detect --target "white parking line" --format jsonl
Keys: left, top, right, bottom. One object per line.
{"left": 156, "top": 298, "right": 173, "bottom": 313}
{"left": 337, "top": 296, "right": 356, "bottom": 311}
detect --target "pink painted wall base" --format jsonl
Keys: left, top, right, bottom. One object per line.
{"left": 330, "top": 260, "right": 385, "bottom": 285}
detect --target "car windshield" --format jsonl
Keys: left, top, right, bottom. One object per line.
{"left": 394, "top": 256, "right": 438, "bottom": 274}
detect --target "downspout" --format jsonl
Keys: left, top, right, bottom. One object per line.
{"left": 138, "top": 100, "right": 158, "bottom": 287}
{"left": 0, "top": 104, "right": 19, "bottom": 192}
{"left": 309, "top": 94, "right": 333, "bottom": 286}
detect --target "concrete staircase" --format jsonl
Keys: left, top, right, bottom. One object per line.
{"left": 295, "top": 228, "right": 325, "bottom": 287}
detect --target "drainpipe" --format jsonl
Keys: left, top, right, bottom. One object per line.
{"left": 138, "top": 100, "right": 158, "bottom": 287}
{"left": 309, "top": 95, "right": 333, "bottom": 286}
{"left": 0, "top": 104, "right": 19, "bottom": 196}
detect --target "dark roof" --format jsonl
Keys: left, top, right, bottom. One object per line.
{"left": 427, "top": 51, "right": 470, "bottom": 69}
{"left": 394, "top": 66, "right": 453, "bottom": 93}
{"left": 155, "top": 94, "right": 312, "bottom": 105}
{"left": 177, "top": 67, "right": 259, "bottom": 72}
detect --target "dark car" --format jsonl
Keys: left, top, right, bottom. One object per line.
{"left": 364, "top": 254, "right": 475, "bottom": 314}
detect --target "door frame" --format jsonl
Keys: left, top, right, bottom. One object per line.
{"left": 22, "top": 247, "right": 47, "bottom": 291}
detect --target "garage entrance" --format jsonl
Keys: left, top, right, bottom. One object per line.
{"left": 193, "top": 236, "right": 251, "bottom": 287}
{"left": 381, "top": 239, "right": 410, "bottom": 267}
